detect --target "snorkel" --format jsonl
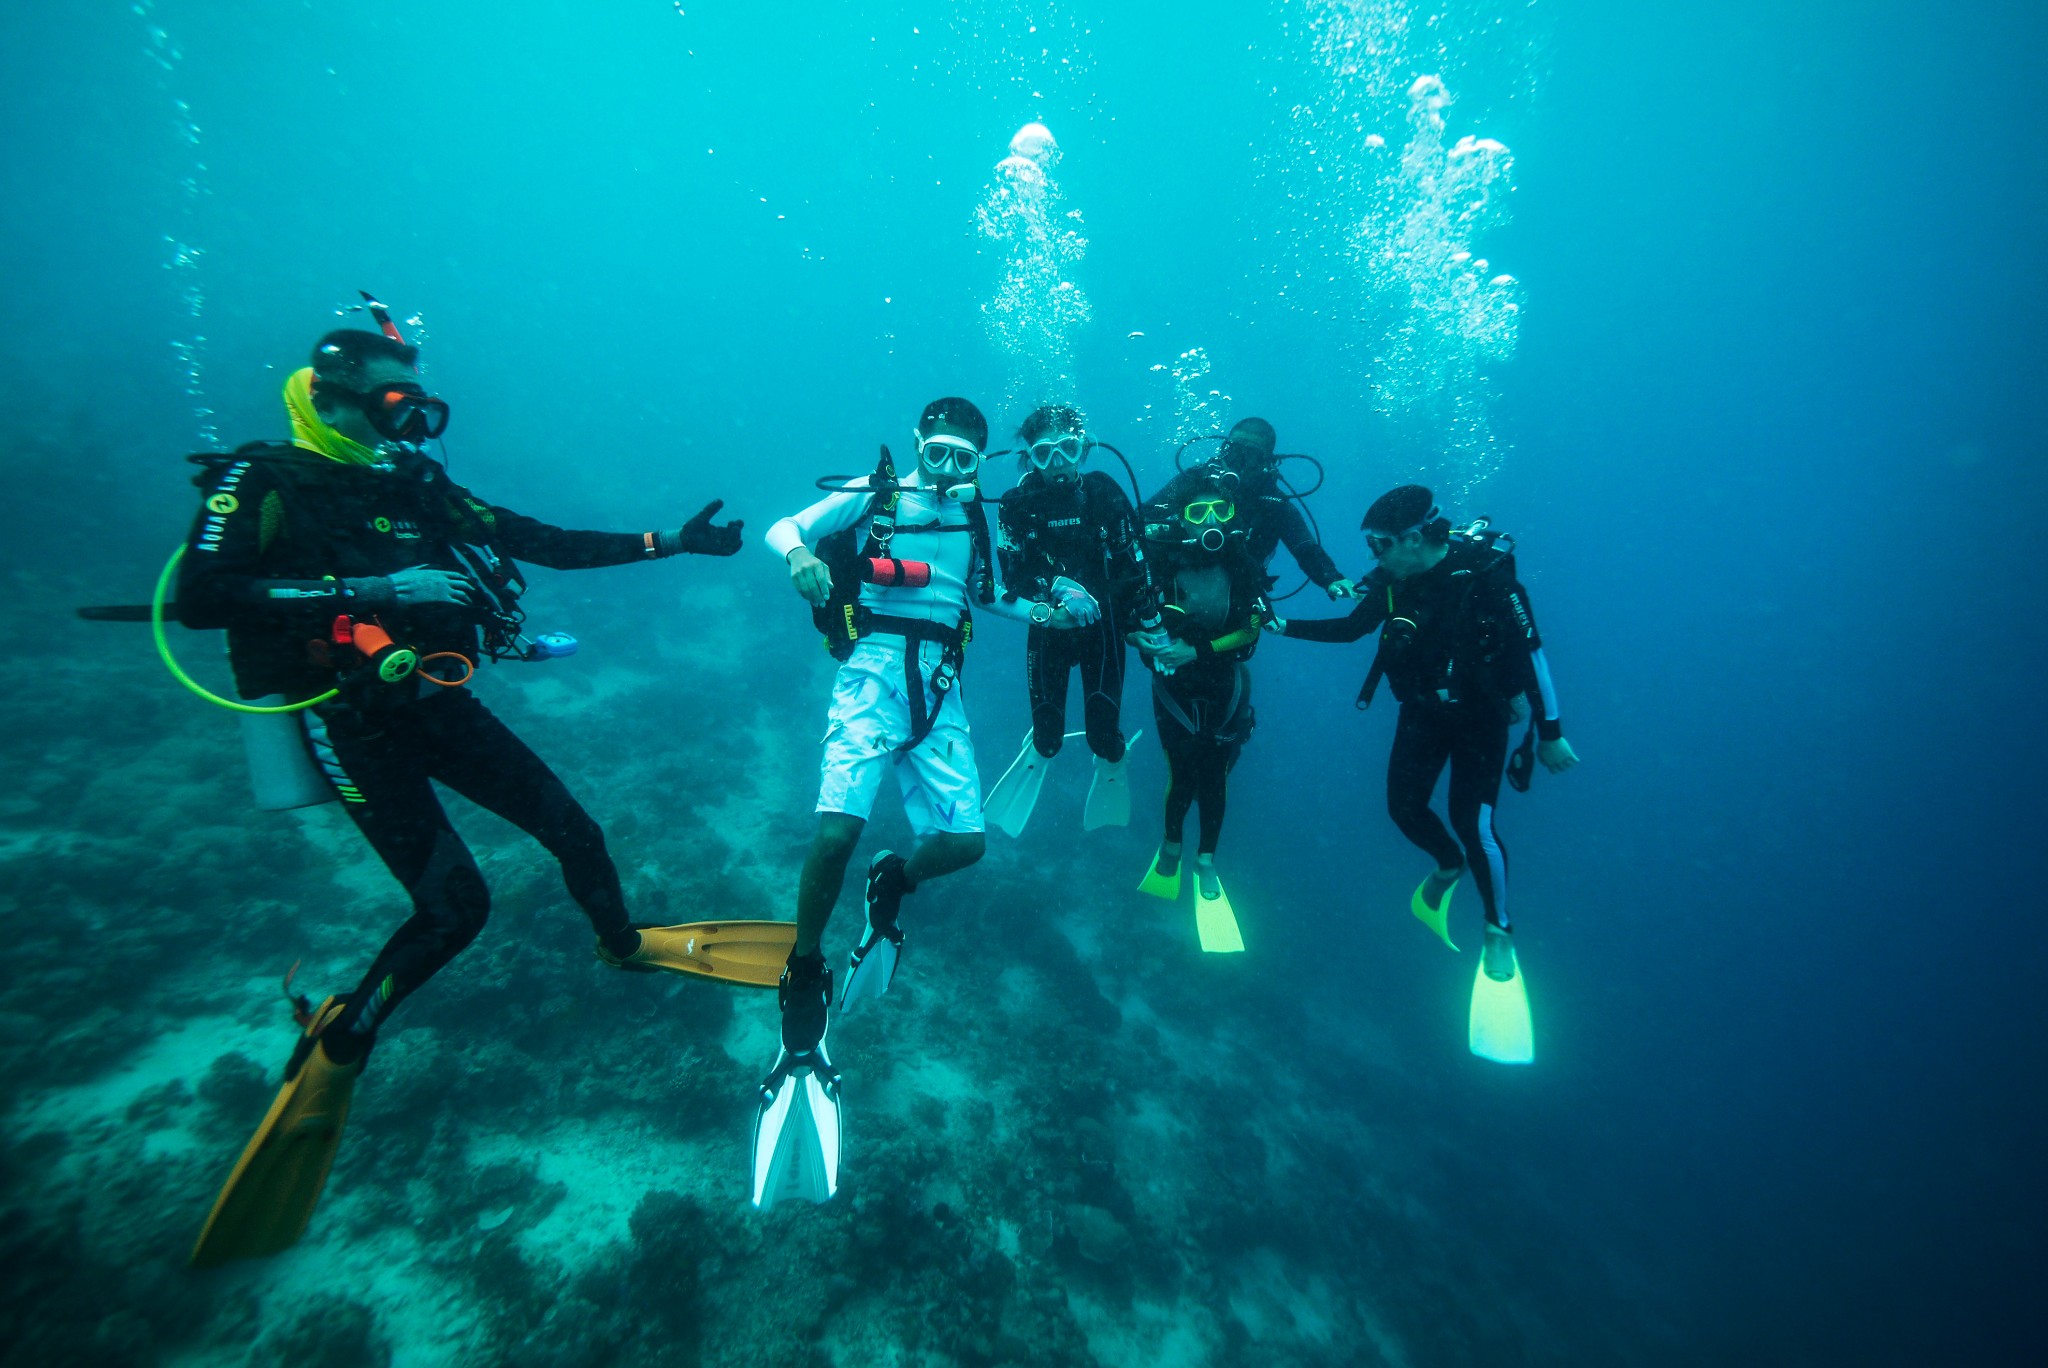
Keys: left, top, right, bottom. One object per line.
{"left": 357, "top": 289, "right": 405, "bottom": 345}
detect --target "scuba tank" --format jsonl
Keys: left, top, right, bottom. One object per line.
{"left": 240, "top": 705, "right": 336, "bottom": 811}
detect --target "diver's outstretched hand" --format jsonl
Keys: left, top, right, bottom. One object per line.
{"left": 659, "top": 500, "right": 745, "bottom": 557}
{"left": 1261, "top": 615, "right": 1288, "bottom": 634}
{"left": 1326, "top": 578, "right": 1358, "bottom": 600}
{"left": 1538, "top": 737, "right": 1579, "bottom": 774}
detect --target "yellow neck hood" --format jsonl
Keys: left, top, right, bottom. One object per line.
{"left": 284, "top": 367, "right": 382, "bottom": 466}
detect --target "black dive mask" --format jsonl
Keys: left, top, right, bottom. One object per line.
{"left": 328, "top": 381, "right": 451, "bottom": 442}
{"left": 1222, "top": 440, "right": 1276, "bottom": 480}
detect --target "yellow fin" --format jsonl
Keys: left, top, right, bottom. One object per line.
{"left": 190, "top": 999, "right": 360, "bottom": 1267}
{"left": 626, "top": 921, "right": 798, "bottom": 989}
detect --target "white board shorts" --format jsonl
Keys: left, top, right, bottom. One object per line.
{"left": 816, "top": 637, "right": 984, "bottom": 836}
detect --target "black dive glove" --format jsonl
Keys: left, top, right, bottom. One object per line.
{"left": 655, "top": 500, "right": 745, "bottom": 557}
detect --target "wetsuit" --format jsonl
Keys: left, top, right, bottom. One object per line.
{"left": 178, "top": 441, "right": 673, "bottom": 1057}
{"left": 1146, "top": 466, "right": 1342, "bottom": 593}
{"left": 1146, "top": 536, "right": 1264, "bottom": 858}
{"left": 1281, "top": 535, "right": 1562, "bottom": 931}
{"left": 995, "top": 469, "right": 1159, "bottom": 762}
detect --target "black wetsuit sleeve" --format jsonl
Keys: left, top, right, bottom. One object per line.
{"left": 176, "top": 460, "right": 357, "bottom": 629}
{"left": 470, "top": 499, "right": 650, "bottom": 571}
{"left": 1273, "top": 499, "right": 1342, "bottom": 588}
{"left": 1487, "top": 573, "right": 1564, "bottom": 739}
{"left": 1279, "top": 594, "right": 1387, "bottom": 644}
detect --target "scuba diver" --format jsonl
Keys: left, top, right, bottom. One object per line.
{"left": 1132, "top": 472, "right": 1268, "bottom": 955}
{"left": 982, "top": 403, "right": 1168, "bottom": 837}
{"left": 1267, "top": 484, "right": 1579, "bottom": 1064}
{"left": 1144, "top": 416, "right": 1357, "bottom": 602}
{"left": 180, "top": 325, "right": 745, "bottom": 1266}
{"left": 758, "top": 396, "right": 1063, "bottom": 1207}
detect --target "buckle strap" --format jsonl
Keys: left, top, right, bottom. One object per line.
{"left": 861, "top": 614, "right": 966, "bottom": 651}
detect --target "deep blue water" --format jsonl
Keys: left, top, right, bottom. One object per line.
{"left": 3, "top": 3, "right": 2044, "bottom": 1365}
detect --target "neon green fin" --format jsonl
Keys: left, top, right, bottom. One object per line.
{"left": 1138, "top": 849, "right": 1182, "bottom": 901}
{"left": 1468, "top": 947, "right": 1534, "bottom": 1065}
{"left": 1410, "top": 876, "right": 1460, "bottom": 951}
{"left": 1194, "top": 873, "right": 1245, "bottom": 954}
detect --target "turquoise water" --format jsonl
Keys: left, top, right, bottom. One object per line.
{"left": 2, "top": 2, "right": 2043, "bottom": 1364}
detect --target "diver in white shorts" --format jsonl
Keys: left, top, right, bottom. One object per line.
{"left": 747, "top": 397, "right": 1088, "bottom": 1207}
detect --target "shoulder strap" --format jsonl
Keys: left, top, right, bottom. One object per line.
{"left": 858, "top": 446, "right": 902, "bottom": 558}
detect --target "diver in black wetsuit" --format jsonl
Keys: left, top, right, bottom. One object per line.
{"left": 1136, "top": 474, "right": 1268, "bottom": 914}
{"left": 1144, "top": 416, "right": 1357, "bottom": 602}
{"left": 984, "top": 404, "right": 1166, "bottom": 832}
{"left": 1268, "top": 484, "right": 1578, "bottom": 977}
{"left": 177, "top": 328, "right": 745, "bottom": 1064}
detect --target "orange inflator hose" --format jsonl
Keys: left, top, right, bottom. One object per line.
{"left": 419, "top": 652, "right": 474, "bottom": 687}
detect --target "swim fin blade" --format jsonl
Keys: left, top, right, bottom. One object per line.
{"left": 190, "top": 998, "right": 360, "bottom": 1268}
{"left": 1082, "top": 730, "right": 1140, "bottom": 830}
{"left": 751, "top": 1044, "right": 843, "bottom": 1209}
{"left": 1468, "top": 944, "right": 1534, "bottom": 1065}
{"left": 614, "top": 921, "right": 798, "bottom": 988}
{"left": 1410, "top": 876, "right": 1460, "bottom": 952}
{"left": 983, "top": 731, "right": 1052, "bottom": 838}
{"left": 839, "top": 926, "right": 902, "bottom": 1012}
{"left": 1137, "top": 848, "right": 1182, "bottom": 901}
{"left": 1194, "top": 874, "right": 1246, "bottom": 954}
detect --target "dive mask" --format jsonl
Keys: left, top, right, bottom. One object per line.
{"left": 1222, "top": 438, "right": 1276, "bottom": 477}
{"left": 916, "top": 432, "right": 982, "bottom": 478}
{"left": 1025, "top": 434, "right": 1085, "bottom": 471}
{"left": 1183, "top": 497, "right": 1236, "bottom": 527}
{"left": 326, "top": 380, "right": 450, "bottom": 442}
{"left": 1365, "top": 503, "right": 1440, "bottom": 559}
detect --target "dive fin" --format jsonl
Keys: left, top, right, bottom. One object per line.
{"left": 609, "top": 921, "right": 798, "bottom": 988}
{"left": 1194, "top": 872, "right": 1246, "bottom": 954}
{"left": 1137, "top": 848, "right": 1182, "bottom": 901}
{"left": 1468, "top": 936, "right": 1534, "bottom": 1064}
{"left": 751, "top": 1044, "right": 843, "bottom": 1208}
{"left": 1082, "top": 730, "right": 1140, "bottom": 830}
{"left": 1410, "top": 876, "right": 1460, "bottom": 952}
{"left": 839, "top": 928, "right": 902, "bottom": 1011}
{"left": 983, "top": 731, "right": 1052, "bottom": 838}
{"left": 190, "top": 998, "right": 360, "bottom": 1268}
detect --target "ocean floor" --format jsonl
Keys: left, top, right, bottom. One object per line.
{"left": 2, "top": 567, "right": 1683, "bottom": 1367}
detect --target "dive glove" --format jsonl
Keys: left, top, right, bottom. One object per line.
{"left": 656, "top": 500, "right": 745, "bottom": 557}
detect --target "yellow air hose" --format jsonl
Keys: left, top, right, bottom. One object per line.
{"left": 153, "top": 544, "right": 337, "bottom": 714}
